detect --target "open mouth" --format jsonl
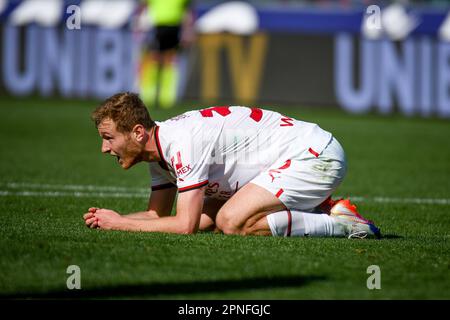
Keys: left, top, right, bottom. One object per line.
{"left": 116, "top": 156, "right": 121, "bottom": 163}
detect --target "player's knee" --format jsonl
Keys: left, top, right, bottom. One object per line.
{"left": 221, "top": 223, "right": 258, "bottom": 236}
{"left": 199, "top": 219, "right": 216, "bottom": 232}
{"left": 217, "top": 219, "right": 242, "bottom": 235}
{"left": 216, "top": 209, "right": 242, "bottom": 235}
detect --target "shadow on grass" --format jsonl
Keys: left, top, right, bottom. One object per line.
{"left": 1, "top": 274, "right": 326, "bottom": 299}
{"left": 381, "top": 234, "right": 403, "bottom": 239}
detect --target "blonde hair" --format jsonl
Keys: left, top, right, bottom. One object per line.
{"left": 91, "top": 92, "right": 155, "bottom": 133}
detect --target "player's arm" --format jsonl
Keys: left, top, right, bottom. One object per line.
{"left": 93, "top": 186, "right": 206, "bottom": 234}
{"left": 125, "top": 186, "right": 177, "bottom": 220}
{"left": 83, "top": 186, "right": 176, "bottom": 228}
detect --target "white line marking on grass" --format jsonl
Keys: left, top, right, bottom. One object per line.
{"left": 0, "top": 190, "right": 147, "bottom": 198}
{"left": 2, "top": 182, "right": 149, "bottom": 193}
{"left": 349, "top": 196, "right": 450, "bottom": 205}
{"left": 1, "top": 182, "right": 449, "bottom": 205}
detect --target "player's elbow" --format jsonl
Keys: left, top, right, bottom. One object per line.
{"left": 178, "top": 225, "right": 198, "bottom": 235}
{"left": 181, "top": 229, "right": 197, "bottom": 235}
{"left": 174, "top": 217, "right": 199, "bottom": 235}
{"left": 147, "top": 210, "right": 168, "bottom": 219}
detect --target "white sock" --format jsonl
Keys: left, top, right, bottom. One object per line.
{"left": 267, "top": 209, "right": 342, "bottom": 237}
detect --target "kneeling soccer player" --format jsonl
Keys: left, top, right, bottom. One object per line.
{"left": 83, "top": 92, "right": 381, "bottom": 239}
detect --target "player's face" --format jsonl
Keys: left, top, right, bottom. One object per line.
{"left": 97, "top": 118, "right": 142, "bottom": 170}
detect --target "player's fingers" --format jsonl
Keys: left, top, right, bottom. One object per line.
{"left": 85, "top": 217, "right": 96, "bottom": 226}
{"left": 90, "top": 219, "right": 99, "bottom": 229}
{"left": 83, "top": 212, "right": 94, "bottom": 220}
{"left": 88, "top": 207, "right": 99, "bottom": 213}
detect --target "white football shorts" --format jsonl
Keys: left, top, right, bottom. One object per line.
{"left": 250, "top": 137, "right": 347, "bottom": 211}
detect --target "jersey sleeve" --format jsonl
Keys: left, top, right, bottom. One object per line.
{"left": 149, "top": 163, "right": 176, "bottom": 191}
{"left": 168, "top": 140, "right": 211, "bottom": 193}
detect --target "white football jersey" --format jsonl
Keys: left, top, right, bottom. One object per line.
{"left": 149, "top": 106, "right": 332, "bottom": 200}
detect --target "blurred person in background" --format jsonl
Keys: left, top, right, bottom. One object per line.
{"left": 139, "top": 0, "right": 195, "bottom": 109}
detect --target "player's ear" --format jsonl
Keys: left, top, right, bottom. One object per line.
{"left": 132, "top": 124, "right": 145, "bottom": 142}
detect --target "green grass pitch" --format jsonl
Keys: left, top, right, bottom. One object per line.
{"left": 0, "top": 95, "right": 449, "bottom": 299}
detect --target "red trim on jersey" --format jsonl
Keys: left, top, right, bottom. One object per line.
{"left": 275, "top": 188, "right": 284, "bottom": 198}
{"left": 178, "top": 180, "right": 209, "bottom": 193}
{"left": 249, "top": 107, "right": 263, "bottom": 122}
{"left": 280, "top": 117, "right": 294, "bottom": 127}
{"left": 151, "top": 183, "right": 176, "bottom": 191}
{"left": 175, "top": 151, "right": 183, "bottom": 170}
{"left": 286, "top": 209, "right": 292, "bottom": 237}
{"left": 155, "top": 126, "right": 169, "bottom": 171}
{"left": 278, "top": 159, "right": 291, "bottom": 170}
{"left": 199, "top": 106, "right": 231, "bottom": 118}
{"left": 269, "top": 160, "right": 292, "bottom": 183}
{"left": 308, "top": 147, "right": 319, "bottom": 158}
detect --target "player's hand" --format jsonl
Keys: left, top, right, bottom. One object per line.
{"left": 83, "top": 207, "right": 100, "bottom": 229}
{"left": 83, "top": 207, "right": 98, "bottom": 229}
{"left": 94, "top": 209, "right": 123, "bottom": 230}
